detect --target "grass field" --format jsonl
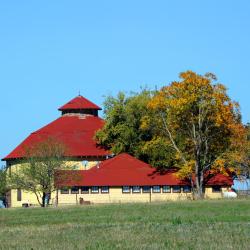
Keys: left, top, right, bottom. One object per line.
{"left": 1, "top": 200, "right": 250, "bottom": 250}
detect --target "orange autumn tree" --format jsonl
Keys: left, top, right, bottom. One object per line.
{"left": 145, "top": 71, "right": 246, "bottom": 198}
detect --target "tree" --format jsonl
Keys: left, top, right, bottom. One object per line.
{"left": 0, "top": 167, "right": 7, "bottom": 203}
{"left": 146, "top": 71, "right": 246, "bottom": 198}
{"left": 8, "top": 137, "right": 72, "bottom": 207}
{"left": 95, "top": 89, "right": 155, "bottom": 160}
{"left": 95, "top": 71, "right": 247, "bottom": 199}
{"left": 95, "top": 90, "right": 178, "bottom": 171}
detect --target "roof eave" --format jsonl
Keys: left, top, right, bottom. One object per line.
{"left": 58, "top": 107, "right": 102, "bottom": 111}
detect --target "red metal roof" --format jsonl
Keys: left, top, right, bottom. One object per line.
{"left": 56, "top": 153, "right": 190, "bottom": 187}
{"left": 3, "top": 115, "right": 109, "bottom": 160}
{"left": 205, "top": 172, "right": 233, "bottom": 186}
{"left": 58, "top": 95, "right": 101, "bottom": 111}
{"left": 55, "top": 153, "right": 233, "bottom": 187}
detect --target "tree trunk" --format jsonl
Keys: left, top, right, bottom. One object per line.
{"left": 196, "top": 185, "right": 204, "bottom": 199}
{"left": 47, "top": 192, "right": 51, "bottom": 206}
{"left": 42, "top": 192, "right": 46, "bottom": 207}
{"left": 190, "top": 178, "right": 195, "bottom": 200}
{"left": 195, "top": 162, "right": 204, "bottom": 199}
{"left": 34, "top": 191, "right": 42, "bottom": 207}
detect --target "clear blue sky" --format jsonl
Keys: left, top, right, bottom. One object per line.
{"left": 0, "top": 1, "right": 250, "bottom": 163}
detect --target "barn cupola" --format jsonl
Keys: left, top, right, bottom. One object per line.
{"left": 58, "top": 95, "right": 102, "bottom": 117}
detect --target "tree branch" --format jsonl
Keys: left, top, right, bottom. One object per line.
{"left": 160, "top": 112, "right": 187, "bottom": 164}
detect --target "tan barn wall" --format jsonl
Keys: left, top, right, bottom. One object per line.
{"left": 6, "top": 159, "right": 99, "bottom": 207}
{"left": 58, "top": 187, "right": 150, "bottom": 205}
{"left": 8, "top": 186, "right": 230, "bottom": 207}
{"left": 57, "top": 187, "right": 194, "bottom": 205}
{"left": 204, "top": 187, "right": 228, "bottom": 199}
{"left": 10, "top": 189, "right": 57, "bottom": 207}
{"left": 9, "top": 159, "right": 98, "bottom": 173}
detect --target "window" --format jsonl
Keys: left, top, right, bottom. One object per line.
{"left": 183, "top": 186, "right": 191, "bottom": 193}
{"left": 152, "top": 186, "right": 161, "bottom": 193}
{"left": 91, "top": 186, "right": 99, "bottom": 193}
{"left": 212, "top": 186, "right": 221, "bottom": 193}
{"left": 122, "top": 186, "right": 130, "bottom": 193}
{"left": 162, "top": 185, "right": 171, "bottom": 193}
{"left": 81, "top": 186, "right": 89, "bottom": 194}
{"left": 132, "top": 186, "right": 141, "bottom": 193}
{"left": 142, "top": 186, "right": 151, "bottom": 193}
{"left": 71, "top": 187, "right": 79, "bottom": 194}
{"left": 172, "top": 186, "right": 181, "bottom": 193}
{"left": 101, "top": 186, "right": 109, "bottom": 193}
{"left": 17, "top": 189, "right": 22, "bottom": 201}
{"left": 61, "top": 187, "right": 69, "bottom": 194}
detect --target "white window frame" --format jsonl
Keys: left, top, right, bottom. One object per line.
{"left": 101, "top": 186, "right": 109, "bottom": 193}
{"left": 162, "top": 185, "right": 171, "bottom": 193}
{"left": 142, "top": 186, "right": 151, "bottom": 193}
{"left": 61, "top": 187, "right": 69, "bottom": 194}
{"left": 183, "top": 186, "right": 191, "bottom": 193}
{"left": 152, "top": 186, "right": 161, "bottom": 193}
{"left": 91, "top": 186, "right": 99, "bottom": 193}
{"left": 132, "top": 186, "right": 141, "bottom": 193}
{"left": 122, "top": 186, "right": 130, "bottom": 193}
{"left": 71, "top": 187, "right": 79, "bottom": 194}
{"left": 212, "top": 186, "right": 221, "bottom": 193}
{"left": 81, "top": 186, "right": 89, "bottom": 194}
{"left": 172, "top": 186, "right": 181, "bottom": 193}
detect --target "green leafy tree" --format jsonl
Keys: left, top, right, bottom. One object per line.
{"left": 95, "top": 90, "right": 153, "bottom": 159}
{"left": 0, "top": 167, "right": 7, "bottom": 202}
{"left": 9, "top": 137, "right": 73, "bottom": 207}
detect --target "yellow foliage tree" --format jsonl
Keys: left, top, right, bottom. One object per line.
{"left": 146, "top": 71, "right": 246, "bottom": 198}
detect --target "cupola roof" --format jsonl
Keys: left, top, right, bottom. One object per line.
{"left": 58, "top": 95, "right": 101, "bottom": 111}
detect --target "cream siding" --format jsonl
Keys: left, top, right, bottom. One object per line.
{"left": 8, "top": 186, "right": 230, "bottom": 207}
{"left": 6, "top": 160, "right": 98, "bottom": 207}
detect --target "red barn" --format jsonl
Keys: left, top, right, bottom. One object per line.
{"left": 3, "top": 96, "right": 233, "bottom": 207}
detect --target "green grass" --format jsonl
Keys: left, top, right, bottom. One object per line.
{"left": 1, "top": 200, "right": 250, "bottom": 249}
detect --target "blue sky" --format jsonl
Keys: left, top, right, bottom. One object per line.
{"left": 0, "top": 1, "right": 250, "bottom": 163}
